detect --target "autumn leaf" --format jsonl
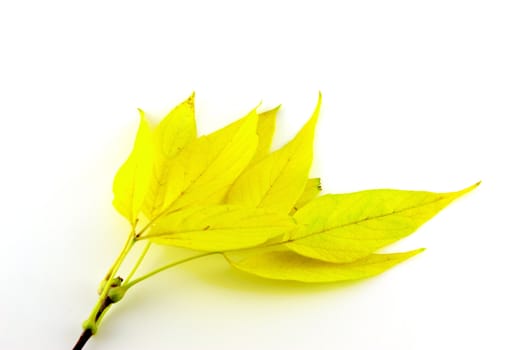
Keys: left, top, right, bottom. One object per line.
{"left": 142, "top": 93, "right": 197, "bottom": 219}
{"left": 163, "top": 109, "right": 259, "bottom": 211}
{"left": 251, "top": 105, "right": 280, "bottom": 163}
{"left": 225, "top": 246, "right": 425, "bottom": 283}
{"left": 223, "top": 183, "right": 477, "bottom": 279}
{"left": 290, "top": 177, "right": 322, "bottom": 214}
{"left": 112, "top": 110, "right": 154, "bottom": 225}
{"left": 285, "top": 183, "right": 479, "bottom": 263}
{"left": 226, "top": 93, "right": 321, "bottom": 213}
{"left": 141, "top": 205, "right": 296, "bottom": 251}
{"left": 76, "top": 93, "right": 479, "bottom": 349}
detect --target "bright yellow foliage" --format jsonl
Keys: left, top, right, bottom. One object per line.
{"left": 143, "top": 94, "right": 197, "bottom": 218}
{"left": 290, "top": 177, "right": 321, "bottom": 214}
{"left": 226, "top": 94, "right": 321, "bottom": 213}
{"left": 287, "top": 183, "right": 479, "bottom": 263}
{"left": 112, "top": 111, "right": 154, "bottom": 225}
{"left": 142, "top": 205, "right": 296, "bottom": 251}
{"left": 166, "top": 109, "right": 259, "bottom": 210}
{"left": 251, "top": 106, "right": 279, "bottom": 163}
{"left": 111, "top": 93, "right": 478, "bottom": 283}
{"left": 225, "top": 246, "right": 425, "bottom": 283}
{"left": 78, "top": 94, "right": 480, "bottom": 350}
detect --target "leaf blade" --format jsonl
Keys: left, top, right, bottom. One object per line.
{"left": 287, "top": 183, "right": 479, "bottom": 263}
{"left": 251, "top": 106, "right": 280, "bottom": 164}
{"left": 163, "top": 110, "right": 259, "bottom": 211}
{"left": 143, "top": 94, "right": 197, "bottom": 218}
{"left": 112, "top": 111, "right": 154, "bottom": 224}
{"left": 143, "top": 205, "right": 296, "bottom": 251}
{"left": 226, "top": 94, "right": 322, "bottom": 213}
{"left": 225, "top": 246, "right": 424, "bottom": 283}
{"left": 290, "top": 177, "right": 322, "bottom": 214}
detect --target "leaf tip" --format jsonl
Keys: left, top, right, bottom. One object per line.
{"left": 459, "top": 181, "right": 481, "bottom": 196}
{"left": 188, "top": 91, "right": 196, "bottom": 104}
{"left": 136, "top": 108, "right": 151, "bottom": 125}
{"left": 316, "top": 91, "right": 322, "bottom": 109}
{"left": 397, "top": 247, "right": 426, "bottom": 261}
{"left": 260, "top": 104, "right": 281, "bottom": 114}
{"left": 311, "top": 92, "right": 323, "bottom": 122}
{"left": 413, "top": 247, "right": 426, "bottom": 255}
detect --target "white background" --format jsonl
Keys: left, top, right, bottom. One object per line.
{"left": 1, "top": 1, "right": 524, "bottom": 349}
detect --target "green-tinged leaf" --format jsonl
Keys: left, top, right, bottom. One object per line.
{"left": 81, "top": 93, "right": 480, "bottom": 347}
{"left": 163, "top": 110, "right": 259, "bottom": 211}
{"left": 225, "top": 246, "right": 424, "bottom": 283}
{"left": 226, "top": 93, "right": 322, "bottom": 213}
{"left": 143, "top": 94, "right": 197, "bottom": 218}
{"left": 290, "top": 177, "right": 322, "bottom": 214}
{"left": 287, "top": 183, "right": 479, "bottom": 263}
{"left": 142, "top": 205, "right": 296, "bottom": 251}
{"left": 251, "top": 106, "right": 280, "bottom": 164}
{"left": 112, "top": 111, "right": 154, "bottom": 224}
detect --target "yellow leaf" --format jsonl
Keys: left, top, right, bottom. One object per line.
{"left": 164, "top": 110, "right": 259, "bottom": 211}
{"left": 226, "top": 93, "right": 322, "bottom": 213}
{"left": 143, "top": 94, "right": 197, "bottom": 218}
{"left": 250, "top": 106, "right": 280, "bottom": 164}
{"left": 225, "top": 246, "right": 424, "bottom": 283}
{"left": 289, "top": 177, "right": 322, "bottom": 214}
{"left": 112, "top": 111, "right": 154, "bottom": 225}
{"left": 141, "top": 205, "right": 296, "bottom": 251}
{"left": 84, "top": 94, "right": 481, "bottom": 343}
{"left": 287, "top": 183, "right": 479, "bottom": 263}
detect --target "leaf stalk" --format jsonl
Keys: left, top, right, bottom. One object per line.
{"left": 73, "top": 234, "right": 216, "bottom": 349}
